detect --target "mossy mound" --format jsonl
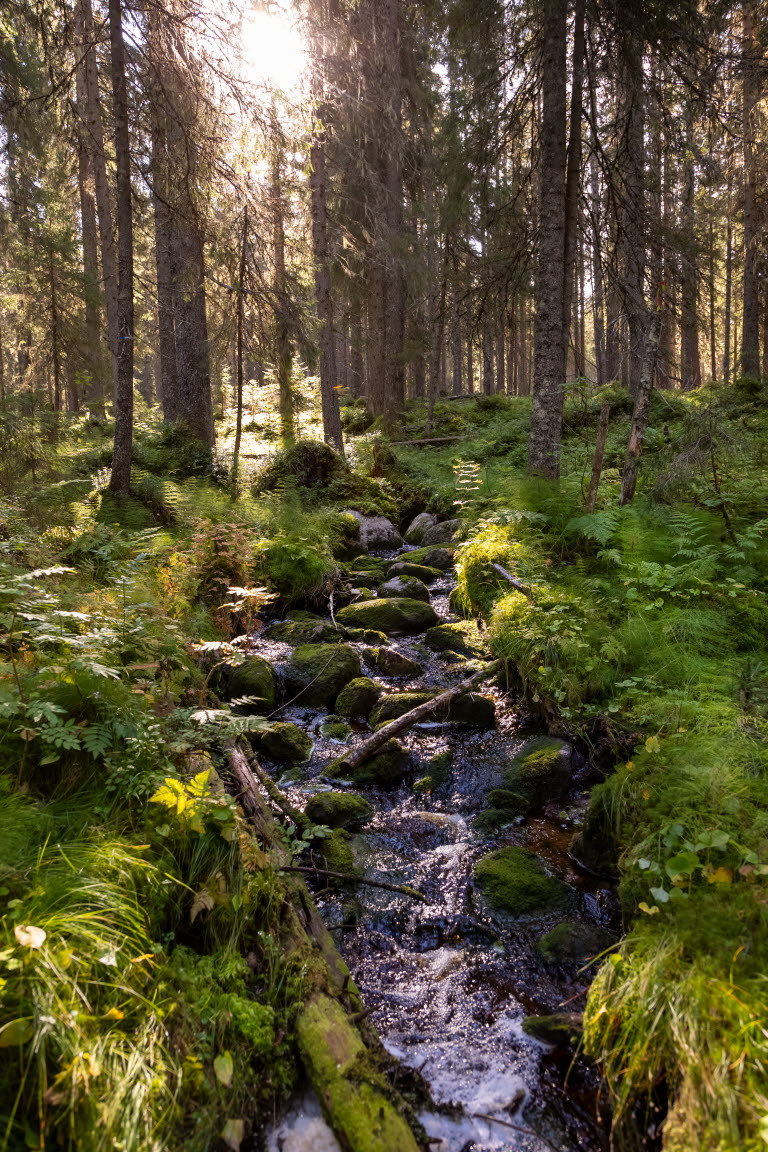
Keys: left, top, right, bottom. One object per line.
{"left": 226, "top": 655, "right": 277, "bottom": 714}
{"left": 386, "top": 561, "right": 443, "bottom": 584}
{"left": 474, "top": 847, "right": 569, "bottom": 916}
{"left": 342, "top": 627, "right": 389, "bottom": 645}
{"left": 537, "top": 921, "right": 615, "bottom": 967}
{"left": 521, "top": 1013, "right": 583, "bottom": 1047}
{"left": 411, "top": 751, "right": 452, "bottom": 794}
{"left": 284, "top": 643, "right": 361, "bottom": 709}
{"left": 377, "top": 575, "right": 431, "bottom": 603}
{"left": 320, "top": 715, "right": 353, "bottom": 743}
{"left": 305, "top": 791, "right": 374, "bottom": 830}
{"left": 256, "top": 722, "right": 312, "bottom": 764}
{"left": 366, "top": 647, "right": 423, "bottom": 679}
{"left": 347, "top": 555, "right": 387, "bottom": 580}
{"left": 336, "top": 598, "right": 438, "bottom": 635}
{"left": 263, "top": 610, "right": 340, "bottom": 645}
{"left": 402, "top": 546, "right": 454, "bottom": 571}
{"left": 318, "top": 828, "right": 358, "bottom": 875}
{"left": 254, "top": 439, "right": 347, "bottom": 494}
{"left": 502, "top": 737, "right": 574, "bottom": 812}
{"left": 335, "top": 677, "right": 380, "bottom": 719}
{"left": 425, "top": 621, "right": 486, "bottom": 658}
{"left": 329, "top": 740, "right": 411, "bottom": 788}
{"left": 371, "top": 690, "right": 495, "bottom": 728}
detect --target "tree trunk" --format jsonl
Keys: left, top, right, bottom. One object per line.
{"left": 621, "top": 44, "right": 646, "bottom": 398}
{"left": 723, "top": 209, "right": 732, "bottom": 382}
{"left": 149, "top": 96, "right": 179, "bottom": 421}
{"left": 75, "top": 105, "right": 105, "bottom": 412}
{"left": 586, "top": 402, "right": 611, "bottom": 511}
{"left": 619, "top": 304, "right": 662, "bottom": 505}
{"left": 741, "top": 2, "right": 761, "bottom": 378}
{"left": 528, "top": 0, "right": 567, "bottom": 477}
{"left": 679, "top": 103, "right": 701, "bottom": 390}
{"left": 232, "top": 205, "right": 247, "bottom": 493}
{"left": 107, "top": 0, "right": 134, "bottom": 498}
{"left": 271, "top": 137, "right": 295, "bottom": 447}
{"left": 310, "top": 95, "right": 344, "bottom": 454}
{"left": 562, "top": 0, "right": 585, "bottom": 350}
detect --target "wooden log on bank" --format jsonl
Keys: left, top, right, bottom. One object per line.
{"left": 333, "top": 659, "right": 504, "bottom": 775}
{"left": 225, "top": 743, "right": 424, "bottom": 1152}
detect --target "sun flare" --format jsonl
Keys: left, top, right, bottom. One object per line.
{"left": 239, "top": 5, "right": 307, "bottom": 92}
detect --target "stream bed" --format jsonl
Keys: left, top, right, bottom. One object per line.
{"left": 261, "top": 549, "right": 615, "bottom": 1152}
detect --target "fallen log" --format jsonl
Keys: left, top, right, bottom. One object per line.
{"left": 491, "top": 562, "right": 533, "bottom": 600}
{"left": 333, "top": 659, "right": 503, "bottom": 775}
{"left": 282, "top": 865, "right": 427, "bottom": 902}
{"left": 390, "top": 435, "right": 462, "bottom": 446}
{"left": 225, "top": 742, "right": 424, "bottom": 1152}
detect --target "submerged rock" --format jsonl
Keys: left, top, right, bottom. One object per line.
{"left": 342, "top": 511, "right": 402, "bottom": 551}
{"left": 474, "top": 847, "right": 568, "bottom": 916}
{"left": 404, "top": 512, "right": 437, "bottom": 544}
{"left": 305, "top": 791, "right": 374, "bottom": 830}
{"left": 537, "top": 921, "right": 615, "bottom": 966}
{"left": 402, "top": 545, "right": 454, "bottom": 571}
{"left": 386, "top": 560, "right": 443, "bottom": 584}
{"left": 521, "top": 1013, "right": 583, "bottom": 1047}
{"left": 371, "top": 690, "right": 495, "bottom": 728}
{"left": 501, "top": 737, "right": 574, "bottom": 813}
{"left": 336, "top": 598, "right": 438, "bottom": 635}
{"left": 335, "top": 676, "right": 380, "bottom": 720}
{"left": 377, "top": 575, "right": 431, "bottom": 603}
{"left": 366, "top": 647, "right": 423, "bottom": 679}
{"left": 328, "top": 739, "right": 411, "bottom": 788}
{"left": 425, "top": 621, "right": 486, "bottom": 658}
{"left": 256, "top": 722, "right": 312, "bottom": 764}
{"left": 319, "top": 715, "right": 353, "bottom": 743}
{"left": 264, "top": 610, "right": 340, "bottom": 646}
{"left": 342, "top": 626, "right": 389, "bottom": 645}
{"left": 284, "top": 643, "right": 361, "bottom": 709}
{"left": 421, "top": 518, "right": 462, "bottom": 545}
{"left": 226, "top": 655, "right": 277, "bottom": 713}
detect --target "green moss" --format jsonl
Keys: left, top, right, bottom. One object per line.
{"left": 227, "top": 656, "right": 277, "bottom": 713}
{"left": 319, "top": 828, "right": 357, "bottom": 874}
{"left": 335, "top": 677, "right": 380, "bottom": 719}
{"left": 264, "top": 611, "right": 341, "bottom": 645}
{"left": 257, "top": 722, "right": 313, "bottom": 764}
{"left": 336, "top": 598, "right": 438, "bottom": 635}
{"left": 366, "top": 647, "right": 423, "bottom": 678}
{"left": 284, "top": 643, "right": 361, "bottom": 709}
{"left": 521, "top": 1013, "right": 583, "bottom": 1046}
{"left": 424, "top": 621, "right": 486, "bottom": 657}
{"left": 370, "top": 690, "right": 495, "bottom": 728}
{"left": 474, "top": 847, "right": 569, "bottom": 916}
{"left": 320, "top": 716, "right": 353, "bottom": 743}
{"left": 376, "top": 575, "right": 431, "bottom": 602}
{"left": 386, "top": 561, "right": 443, "bottom": 583}
{"left": 254, "top": 439, "right": 347, "bottom": 494}
{"left": 305, "top": 792, "right": 374, "bottom": 830}
{"left": 537, "top": 921, "right": 615, "bottom": 966}
{"left": 401, "top": 545, "right": 454, "bottom": 570}
{"left": 501, "top": 737, "right": 573, "bottom": 813}
{"left": 328, "top": 740, "right": 411, "bottom": 788}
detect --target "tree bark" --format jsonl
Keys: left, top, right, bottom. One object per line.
{"left": 271, "top": 133, "right": 295, "bottom": 447}
{"left": 619, "top": 303, "right": 662, "bottom": 505}
{"left": 107, "top": 0, "right": 134, "bottom": 497}
{"left": 310, "top": 97, "right": 344, "bottom": 453}
{"left": 231, "top": 204, "right": 247, "bottom": 493}
{"left": 528, "top": 0, "right": 568, "bottom": 477}
{"left": 75, "top": 96, "right": 105, "bottom": 412}
{"left": 741, "top": 1, "right": 761, "bottom": 379}
{"left": 149, "top": 92, "right": 179, "bottom": 421}
{"left": 562, "top": 0, "right": 585, "bottom": 350}
{"left": 679, "top": 103, "right": 701, "bottom": 390}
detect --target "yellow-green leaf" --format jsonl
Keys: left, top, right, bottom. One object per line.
{"left": 221, "top": 1119, "right": 243, "bottom": 1150}
{"left": 214, "top": 1050, "right": 234, "bottom": 1088}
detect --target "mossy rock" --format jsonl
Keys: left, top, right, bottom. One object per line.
{"left": 386, "top": 561, "right": 443, "bottom": 584}
{"left": 256, "top": 722, "right": 312, "bottom": 764}
{"left": 537, "top": 921, "right": 615, "bottom": 967}
{"left": 318, "top": 828, "right": 358, "bottom": 875}
{"left": 502, "top": 737, "right": 574, "bottom": 813}
{"left": 412, "top": 751, "right": 453, "bottom": 794}
{"left": 570, "top": 789, "right": 620, "bottom": 878}
{"left": 342, "top": 627, "right": 389, "bottom": 645}
{"left": 370, "top": 690, "right": 495, "bottom": 729}
{"left": 366, "top": 647, "right": 423, "bottom": 679}
{"left": 421, "top": 518, "right": 462, "bottom": 545}
{"left": 424, "top": 622, "right": 486, "bottom": 658}
{"left": 349, "top": 555, "right": 387, "bottom": 578}
{"left": 336, "top": 598, "right": 438, "bottom": 635}
{"left": 284, "top": 643, "right": 361, "bottom": 709}
{"left": 226, "top": 655, "right": 277, "bottom": 714}
{"left": 404, "top": 512, "right": 437, "bottom": 544}
{"left": 336, "top": 677, "right": 380, "bottom": 720}
{"left": 305, "top": 791, "right": 374, "bottom": 830}
{"left": 474, "top": 847, "right": 569, "bottom": 916}
{"left": 376, "top": 575, "right": 431, "bottom": 603}
{"left": 521, "top": 1013, "right": 583, "bottom": 1047}
{"left": 328, "top": 740, "right": 411, "bottom": 788}
{"left": 255, "top": 439, "right": 347, "bottom": 493}
{"left": 263, "top": 610, "right": 341, "bottom": 645}
{"left": 402, "top": 545, "right": 454, "bottom": 570}
{"left": 320, "top": 715, "right": 353, "bottom": 743}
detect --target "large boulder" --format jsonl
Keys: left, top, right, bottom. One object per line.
{"left": 305, "top": 791, "right": 374, "bottom": 830}
{"left": 377, "top": 575, "right": 431, "bottom": 603}
{"left": 284, "top": 643, "right": 361, "bottom": 709}
{"left": 342, "top": 511, "right": 402, "bottom": 552}
{"left": 227, "top": 655, "right": 277, "bottom": 713}
{"left": 366, "top": 647, "right": 423, "bottom": 679}
{"left": 370, "top": 690, "right": 495, "bottom": 728}
{"left": 264, "top": 610, "right": 340, "bottom": 646}
{"left": 335, "top": 677, "right": 380, "bottom": 720}
{"left": 474, "top": 847, "right": 569, "bottom": 916}
{"left": 404, "top": 512, "right": 437, "bottom": 544}
{"left": 386, "top": 561, "right": 443, "bottom": 584}
{"left": 329, "top": 740, "right": 411, "bottom": 788}
{"left": 256, "top": 722, "right": 312, "bottom": 764}
{"left": 402, "top": 546, "right": 454, "bottom": 571}
{"left": 421, "top": 518, "right": 462, "bottom": 546}
{"left": 425, "top": 621, "right": 486, "bottom": 658}
{"left": 336, "top": 598, "right": 438, "bottom": 635}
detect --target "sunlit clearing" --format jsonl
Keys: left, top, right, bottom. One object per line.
{"left": 240, "top": 5, "right": 307, "bottom": 92}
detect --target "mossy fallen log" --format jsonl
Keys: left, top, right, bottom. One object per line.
{"left": 225, "top": 742, "right": 424, "bottom": 1152}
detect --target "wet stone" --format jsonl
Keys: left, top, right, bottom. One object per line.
{"left": 366, "top": 647, "right": 423, "bottom": 679}
{"left": 319, "top": 715, "right": 353, "bottom": 743}
{"left": 537, "top": 921, "right": 615, "bottom": 967}
{"left": 255, "top": 721, "right": 312, "bottom": 764}
{"left": 386, "top": 560, "right": 443, "bottom": 584}
{"left": 421, "top": 518, "right": 462, "bottom": 545}
{"left": 377, "top": 575, "right": 432, "bottom": 603}
{"left": 404, "top": 511, "right": 437, "bottom": 544}
{"left": 226, "top": 655, "right": 276, "bottom": 714}
{"left": 342, "top": 510, "right": 402, "bottom": 551}
{"left": 425, "top": 621, "right": 486, "bottom": 658}
{"left": 521, "top": 1013, "right": 583, "bottom": 1047}
{"left": 401, "top": 545, "right": 454, "bottom": 571}
{"left": 335, "top": 676, "right": 380, "bottom": 720}
{"left": 336, "top": 598, "right": 438, "bottom": 635}
{"left": 371, "top": 690, "right": 495, "bottom": 729}
{"left": 284, "top": 643, "right": 361, "bottom": 709}
{"left": 305, "top": 791, "right": 374, "bottom": 831}
{"left": 327, "top": 739, "right": 411, "bottom": 788}
{"left": 263, "top": 610, "right": 340, "bottom": 646}
{"left": 474, "top": 847, "right": 569, "bottom": 917}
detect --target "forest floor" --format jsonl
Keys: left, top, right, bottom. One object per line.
{"left": 1, "top": 378, "right": 768, "bottom": 1152}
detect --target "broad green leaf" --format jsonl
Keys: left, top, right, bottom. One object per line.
{"left": 214, "top": 1051, "right": 234, "bottom": 1088}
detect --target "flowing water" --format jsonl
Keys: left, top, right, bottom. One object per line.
{"left": 262, "top": 552, "right": 615, "bottom": 1152}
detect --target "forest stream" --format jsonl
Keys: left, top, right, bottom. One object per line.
{"left": 262, "top": 541, "right": 615, "bottom": 1152}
